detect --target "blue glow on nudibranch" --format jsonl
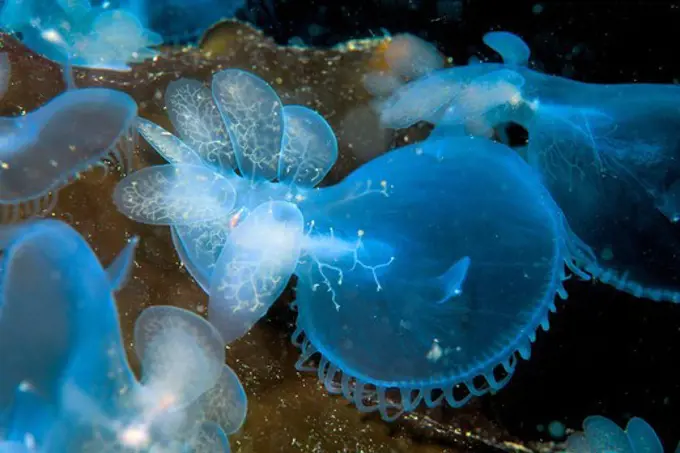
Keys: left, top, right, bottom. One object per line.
{"left": 1, "top": 0, "right": 245, "bottom": 53}
{"left": 0, "top": 441, "right": 31, "bottom": 452}
{"left": 435, "top": 255, "right": 471, "bottom": 303}
{"left": 113, "top": 67, "right": 607, "bottom": 420}
{"left": 278, "top": 105, "right": 339, "bottom": 189}
{"left": 208, "top": 200, "right": 304, "bottom": 344}
{"left": 211, "top": 69, "right": 285, "bottom": 182}
{"left": 0, "top": 87, "right": 137, "bottom": 223}
{"left": 0, "top": 220, "right": 139, "bottom": 432}
{"left": 113, "top": 65, "right": 674, "bottom": 425}
{"left": 371, "top": 30, "right": 680, "bottom": 305}
{"left": 0, "top": 0, "right": 162, "bottom": 70}
{"left": 163, "top": 78, "right": 237, "bottom": 174}
{"left": 136, "top": 117, "right": 206, "bottom": 167}
{"left": 0, "top": 220, "right": 247, "bottom": 451}
{"left": 113, "top": 164, "right": 238, "bottom": 225}
{"left": 565, "top": 415, "right": 664, "bottom": 453}
{"left": 482, "top": 31, "right": 531, "bottom": 67}
{"left": 291, "top": 134, "right": 594, "bottom": 420}
{"left": 115, "top": 68, "right": 339, "bottom": 300}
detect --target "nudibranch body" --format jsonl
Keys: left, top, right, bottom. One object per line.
{"left": 0, "top": 220, "right": 247, "bottom": 452}
{"left": 115, "top": 67, "right": 602, "bottom": 420}
{"left": 0, "top": 0, "right": 162, "bottom": 70}
{"left": 373, "top": 31, "right": 680, "bottom": 304}
{"left": 114, "top": 68, "right": 338, "bottom": 343}
{"left": 0, "top": 87, "right": 137, "bottom": 223}
{"left": 564, "top": 415, "right": 665, "bottom": 453}
{"left": 290, "top": 134, "right": 594, "bottom": 419}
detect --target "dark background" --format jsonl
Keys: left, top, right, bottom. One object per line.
{"left": 238, "top": 0, "right": 680, "bottom": 448}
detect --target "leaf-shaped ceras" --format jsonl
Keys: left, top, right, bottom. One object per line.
{"left": 278, "top": 105, "right": 339, "bottom": 188}
{"left": 212, "top": 69, "right": 284, "bottom": 181}
{"left": 208, "top": 200, "right": 304, "bottom": 343}
{"left": 134, "top": 305, "right": 225, "bottom": 408}
{"left": 112, "top": 164, "right": 237, "bottom": 225}
{"left": 165, "top": 78, "right": 237, "bottom": 175}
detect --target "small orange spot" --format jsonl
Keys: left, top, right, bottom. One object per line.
{"left": 229, "top": 209, "right": 243, "bottom": 228}
{"left": 157, "top": 393, "right": 176, "bottom": 411}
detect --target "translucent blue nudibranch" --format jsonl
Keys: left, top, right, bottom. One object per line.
{"left": 0, "top": 219, "right": 140, "bottom": 446}
{"left": 115, "top": 66, "right": 602, "bottom": 421}
{"left": 114, "top": 68, "right": 338, "bottom": 343}
{"left": 0, "top": 219, "right": 247, "bottom": 452}
{"left": 0, "top": 87, "right": 138, "bottom": 222}
{"left": 289, "top": 134, "right": 595, "bottom": 420}
{"left": 564, "top": 415, "right": 666, "bottom": 453}
{"left": 0, "top": 0, "right": 162, "bottom": 71}
{"left": 369, "top": 30, "right": 680, "bottom": 305}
